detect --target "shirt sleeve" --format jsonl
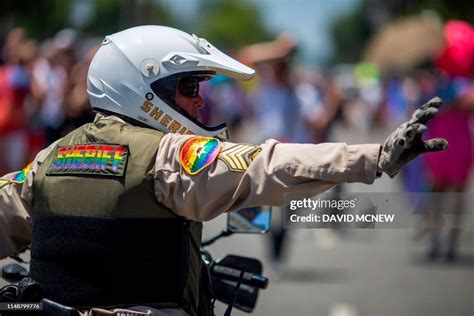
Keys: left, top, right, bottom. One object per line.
{"left": 0, "top": 140, "right": 60, "bottom": 258}
{"left": 154, "top": 133, "right": 381, "bottom": 222}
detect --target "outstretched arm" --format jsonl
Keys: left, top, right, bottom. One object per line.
{"left": 153, "top": 97, "right": 448, "bottom": 222}
{"left": 154, "top": 135, "right": 380, "bottom": 222}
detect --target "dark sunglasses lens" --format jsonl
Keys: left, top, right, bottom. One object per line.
{"left": 178, "top": 79, "right": 199, "bottom": 97}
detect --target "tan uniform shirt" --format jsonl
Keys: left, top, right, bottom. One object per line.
{"left": 0, "top": 139, "right": 60, "bottom": 258}
{"left": 0, "top": 115, "right": 381, "bottom": 258}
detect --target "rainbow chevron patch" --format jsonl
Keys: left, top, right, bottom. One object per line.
{"left": 218, "top": 144, "right": 261, "bottom": 172}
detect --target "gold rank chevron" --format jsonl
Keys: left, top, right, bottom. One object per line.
{"left": 218, "top": 144, "right": 259, "bottom": 172}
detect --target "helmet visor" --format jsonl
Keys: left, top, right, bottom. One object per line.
{"left": 177, "top": 77, "right": 200, "bottom": 97}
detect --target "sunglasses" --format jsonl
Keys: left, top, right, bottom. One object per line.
{"left": 177, "top": 78, "right": 200, "bottom": 97}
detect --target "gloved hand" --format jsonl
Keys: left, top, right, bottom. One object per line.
{"left": 378, "top": 96, "right": 448, "bottom": 178}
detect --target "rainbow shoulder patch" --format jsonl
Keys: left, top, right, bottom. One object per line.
{"left": 46, "top": 144, "right": 129, "bottom": 177}
{"left": 179, "top": 137, "right": 221, "bottom": 175}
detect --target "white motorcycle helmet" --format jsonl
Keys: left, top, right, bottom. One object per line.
{"left": 87, "top": 25, "right": 255, "bottom": 139}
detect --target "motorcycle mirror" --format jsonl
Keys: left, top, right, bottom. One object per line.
{"left": 2, "top": 263, "right": 28, "bottom": 282}
{"left": 227, "top": 206, "right": 271, "bottom": 234}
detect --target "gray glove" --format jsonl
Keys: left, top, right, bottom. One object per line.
{"left": 378, "top": 96, "right": 448, "bottom": 178}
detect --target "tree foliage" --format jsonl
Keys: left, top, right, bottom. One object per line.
{"left": 198, "top": 0, "right": 273, "bottom": 50}
{"left": 0, "top": 0, "right": 70, "bottom": 38}
{"left": 331, "top": 4, "right": 371, "bottom": 64}
{"left": 83, "top": 0, "right": 175, "bottom": 35}
{"left": 0, "top": 0, "right": 175, "bottom": 39}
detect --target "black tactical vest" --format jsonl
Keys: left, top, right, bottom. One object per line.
{"left": 31, "top": 117, "right": 203, "bottom": 315}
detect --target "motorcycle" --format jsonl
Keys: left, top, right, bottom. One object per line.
{"left": 1, "top": 206, "right": 272, "bottom": 315}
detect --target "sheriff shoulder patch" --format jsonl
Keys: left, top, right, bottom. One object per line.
{"left": 218, "top": 144, "right": 261, "bottom": 172}
{"left": 46, "top": 144, "right": 129, "bottom": 177}
{"left": 179, "top": 137, "right": 221, "bottom": 175}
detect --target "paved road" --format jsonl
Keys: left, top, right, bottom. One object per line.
{"left": 207, "top": 217, "right": 473, "bottom": 315}
{"left": 205, "top": 163, "right": 474, "bottom": 316}
{"left": 205, "top": 180, "right": 473, "bottom": 316}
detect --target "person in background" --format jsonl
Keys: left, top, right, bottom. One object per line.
{"left": 423, "top": 77, "right": 473, "bottom": 261}
{"left": 418, "top": 20, "right": 474, "bottom": 261}
{"left": 239, "top": 35, "right": 303, "bottom": 272}
{"left": 32, "top": 30, "right": 76, "bottom": 145}
{"left": 0, "top": 27, "right": 31, "bottom": 175}
{"left": 59, "top": 45, "right": 98, "bottom": 136}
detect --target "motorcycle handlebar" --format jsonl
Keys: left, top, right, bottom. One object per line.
{"left": 247, "top": 274, "right": 268, "bottom": 289}
{"left": 212, "top": 266, "right": 268, "bottom": 289}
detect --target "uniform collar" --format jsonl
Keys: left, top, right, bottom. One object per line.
{"left": 93, "top": 113, "right": 129, "bottom": 124}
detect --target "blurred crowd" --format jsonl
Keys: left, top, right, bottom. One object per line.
{"left": 0, "top": 27, "right": 97, "bottom": 175}
{"left": 201, "top": 22, "right": 474, "bottom": 196}
{"left": 199, "top": 19, "right": 474, "bottom": 262}
{"left": 2, "top": 22, "right": 472, "bottom": 183}
{"left": 0, "top": 22, "right": 472, "bottom": 261}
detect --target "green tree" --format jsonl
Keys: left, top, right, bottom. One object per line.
{"left": 198, "top": 0, "right": 273, "bottom": 50}
{"left": 0, "top": 0, "right": 70, "bottom": 38}
{"left": 83, "top": 0, "right": 175, "bottom": 35}
{"left": 0, "top": 0, "right": 175, "bottom": 39}
{"left": 331, "top": 3, "right": 371, "bottom": 64}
